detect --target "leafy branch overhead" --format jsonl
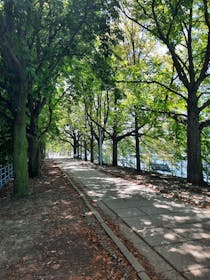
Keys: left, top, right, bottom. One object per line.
{"left": 0, "top": 0, "right": 209, "bottom": 193}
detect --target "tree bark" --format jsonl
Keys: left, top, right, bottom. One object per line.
{"left": 112, "top": 131, "right": 118, "bottom": 166}
{"left": 135, "top": 116, "right": 141, "bottom": 172}
{"left": 84, "top": 139, "right": 88, "bottom": 161}
{"left": 77, "top": 140, "right": 80, "bottom": 158}
{"left": 27, "top": 115, "right": 42, "bottom": 177}
{"left": 28, "top": 136, "right": 41, "bottom": 178}
{"left": 13, "top": 79, "right": 29, "bottom": 195}
{"left": 187, "top": 95, "right": 203, "bottom": 185}
{"left": 98, "top": 127, "right": 103, "bottom": 165}
{"left": 73, "top": 136, "right": 77, "bottom": 158}
{"left": 90, "top": 132, "right": 94, "bottom": 163}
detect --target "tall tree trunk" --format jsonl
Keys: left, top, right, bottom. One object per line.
{"left": 73, "top": 136, "right": 77, "bottom": 158}
{"left": 187, "top": 94, "right": 203, "bottom": 185}
{"left": 13, "top": 80, "right": 29, "bottom": 195}
{"left": 84, "top": 139, "right": 88, "bottom": 161}
{"left": 135, "top": 116, "right": 141, "bottom": 172}
{"left": 98, "top": 140, "right": 101, "bottom": 164}
{"left": 98, "top": 127, "right": 103, "bottom": 165}
{"left": 28, "top": 118, "right": 42, "bottom": 178}
{"left": 28, "top": 136, "right": 41, "bottom": 178}
{"left": 90, "top": 132, "right": 94, "bottom": 163}
{"left": 112, "top": 130, "right": 118, "bottom": 166}
{"left": 77, "top": 140, "right": 80, "bottom": 159}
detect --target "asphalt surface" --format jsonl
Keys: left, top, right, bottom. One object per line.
{"left": 56, "top": 159, "right": 210, "bottom": 280}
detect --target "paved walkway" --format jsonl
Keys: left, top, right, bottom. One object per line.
{"left": 57, "top": 159, "right": 210, "bottom": 280}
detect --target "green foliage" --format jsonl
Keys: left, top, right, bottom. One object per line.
{"left": 0, "top": 122, "right": 12, "bottom": 165}
{"left": 0, "top": 0, "right": 120, "bottom": 191}
{"left": 1, "top": 0, "right": 209, "bottom": 187}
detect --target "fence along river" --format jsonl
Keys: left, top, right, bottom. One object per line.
{"left": 0, "top": 164, "right": 13, "bottom": 190}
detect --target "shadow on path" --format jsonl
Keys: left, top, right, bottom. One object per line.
{"left": 57, "top": 159, "right": 210, "bottom": 280}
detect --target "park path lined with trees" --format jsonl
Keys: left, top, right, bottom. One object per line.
{"left": 0, "top": 2, "right": 210, "bottom": 279}
{"left": 0, "top": 160, "right": 138, "bottom": 279}
{"left": 0, "top": 0, "right": 209, "bottom": 195}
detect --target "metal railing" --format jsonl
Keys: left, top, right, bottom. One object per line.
{"left": 0, "top": 164, "right": 13, "bottom": 190}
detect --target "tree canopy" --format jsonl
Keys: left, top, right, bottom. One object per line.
{"left": 0, "top": 0, "right": 209, "bottom": 194}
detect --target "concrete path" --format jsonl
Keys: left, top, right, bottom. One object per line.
{"left": 57, "top": 159, "right": 210, "bottom": 280}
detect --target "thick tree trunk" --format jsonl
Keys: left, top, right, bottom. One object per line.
{"left": 90, "top": 133, "right": 94, "bottom": 163}
{"left": 98, "top": 140, "right": 101, "bottom": 164}
{"left": 187, "top": 96, "right": 203, "bottom": 185}
{"left": 77, "top": 141, "right": 80, "bottom": 158}
{"left": 84, "top": 139, "right": 88, "bottom": 161}
{"left": 28, "top": 117, "right": 42, "bottom": 178}
{"left": 28, "top": 136, "right": 41, "bottom": 178}
{"left": 98, "top": 128, "right": 103, "bottom": 165}
{"left": 135, "top": 116, "right": 141, "bottom": 172}
{"left": 73, "top": 137, "right": 77, "bottom": 158}
{"left": 13, "top": 81, "right": 29, "bottom": 195}
{"left": 112, "top": 135, "right": 118, "bottom": 166}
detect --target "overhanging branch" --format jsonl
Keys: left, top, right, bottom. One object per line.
{"left": 116, "top": 79, "right": 187, "bottom": 100}
{"left": 199, "top": 119, "right": 210, "bottom": 130}
{"left": 199, "top": 99, "right": 210, "bottom": 112}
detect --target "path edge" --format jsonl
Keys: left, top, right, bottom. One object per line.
{"left": 61, "top": 168, "right": 152, "bottom": 280}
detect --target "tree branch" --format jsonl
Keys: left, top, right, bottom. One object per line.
{"left": 40, "top": 104, "right": 53, "bottom": 136}
{"left": 199, "top": 119, "right": 210, "bottom": 130}
{"left": 116, "top": 79, "right": 187, "bottom": 100}
{"left": 117, "top": 128, "right": 136, "bottom": 141}
{"left": 86, "top": 111, "right": 112, "bottom": 137}
{"left": 58, "top": 136, "right": 73, "bottom": 147}
{"left": 139, "top": 107, "right": 187, "bottom": 124}
{"left": 120, "top": 2, "right": 154, "bottom": 35}
{"left": 199, "top": 99, "right": 210, "bottom": 112}
{"left": 196, "top": 0, "right": 210, "bottom": 87}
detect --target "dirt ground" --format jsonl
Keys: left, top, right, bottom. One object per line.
{"left": 0, "top": 160, "right": 137, "bottom": 280}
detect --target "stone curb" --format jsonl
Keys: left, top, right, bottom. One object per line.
{"left": 99, "top": 201, "right": 186, "bottom": 280}
{"left": 63, "top": 171, "right": 152, "bottom": 280}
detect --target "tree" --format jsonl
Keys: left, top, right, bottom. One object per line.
{"left": 0, "top": 0, "right": 119, "bottom": 194}
{"left": 113, "top": 17, "right": 164, "bottom": 171}
{"left": 116, "top": 18, "right": 149, "bottom": 171}
{"left": 121, "top": 0, "right": 210, "bottom": 185}
{"left": 26, "top": 0, "right": 119, "bottom": 176}
{"left": 0, "top": 1, "right": 32, "bottom": 194}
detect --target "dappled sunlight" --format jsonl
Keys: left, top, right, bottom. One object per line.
{"left": 174, "top": 227, "right": 210, "bottom": 240}
{"left": 170, "top": 243, "right": 210, "bottom": 260}
{"left": 86, "top": 190, "right": 107, "bottom": 198}
{"left": 132, "top": 219, "right": 153, "bottom": 228}
{"left": 164, "top": 232, "right": 180, "bottom": 241}
{"left": 186, "top": 264, "right": 205, "bottom": 270}
{"left": 57, "top": 159, "right": 210, "bottom": 279}
{"left": 133, "top": 226, "right": 185, "bottom": 246}
{"left": 185, "top": 264, "right": 210, "bottom": 278}
{"left": 169, "top": 214, "right": 192, "bottom": 223}
{"left": 72, "top": 167, "right": 95, "bottom": 172}
{"left": 152, "top": 203, "right": 173, "bottom": 210}
{"left": 157, "top": 212, "right": 210, "bottom": 226}
{"left": 77, "top": 174, "right": 153, "bottom": 200}
{"left": 101, "top": 176, "right": 124, "bottom": 184}
{"left": 156, "top": 199, "right": 187, "bottom": 209}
